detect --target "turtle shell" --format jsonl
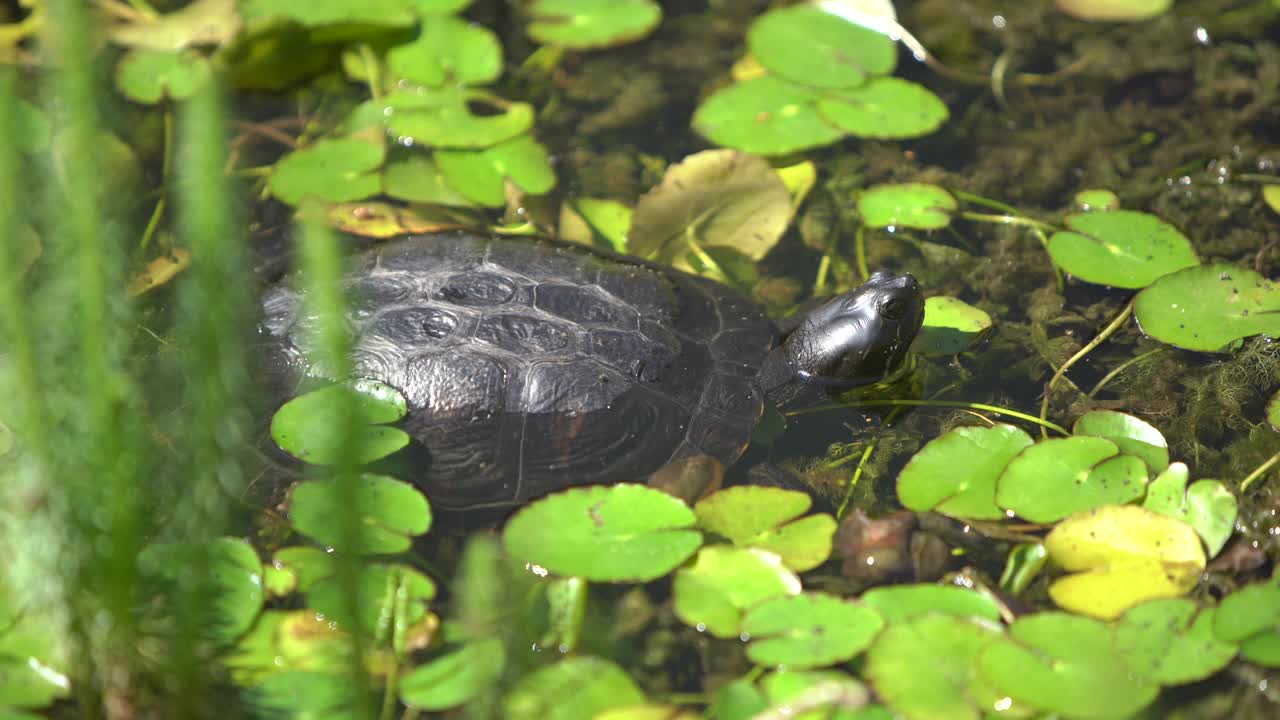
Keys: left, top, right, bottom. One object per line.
{"left": 261, "top": 231, "right": 773, "bottom": 509}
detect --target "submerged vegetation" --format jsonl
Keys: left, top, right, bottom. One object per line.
{"left": 3, "top": 0, "right": 1280, "bottom": 718}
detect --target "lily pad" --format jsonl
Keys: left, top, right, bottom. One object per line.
{"left": 1047, "top": 210, "right": 1199, "bottom": 289}
{"left": 382, "top": 151, "right": 476, "bottom": 206}
{"left": 758, "top": 670, "right": 872, "bottom": 719}
{"left": 694, "top": 486, "right": 835, "bottom": 571}
{"left": 270, "top": 380, "right": 411, "bottom": 466}
{"left": 383, "top": 91, "right": 534, "bottom": 149}
{"left": 693, "top": 76, "right": 844, "bottom": 155}
{"left": 561, "top": 197, "right": 633, "bottom": 253}
{"left": 289, "top": 474, "right": 432, "bottom": 554}
{"left": 861, "top": 584, "right": 1003, "bottom": 624}
{"left": 271, "top": 546, "right": 335, "bottom": 594}
{"left": 672, "top": 545, "right": 800, "bottom": 638}
{"left": 1113, "top": 599, "right": 1236, "bottom": 685}
{"left": 741, "top": 593, "right": 884, "bottom": 668}
{"left": 1134, "top": 263, "right": 1280, "bottom": 352}
{"left": 504, "top": 657, "right": 646, "bottom": 720}
{"left": 1215, "top": 577, "right": 1280, "bottom": 666}
{"left": 1044, "top": 505, "right": 1205, "bottom": 619}
{"left": 307, "top": 562, "right": 436, "bottom": 642}
{"left": 978, "top": 612, "right": 1159, "bottom": 718}
{"left": 864, "top": 614, "right": 1010, "bottom": 720}
{"left": 857, "top": 183, "right": 956, "bottom": 230}
{"left": 1264, "top": 185, "right": 1280, "bottom": 216}
{"left": 1055, "top": 0, "right": 1172, "bottom": 21}
{"left": 1073, "top": 188, "right": 1121, "bottom": 212}
{"left": 399, "top": 637, "right": 505, "bottom": 710}
{"left": 269, "top": 137, "right": 384, "bottom": 205}
{"left": 909, "top": 296, "right": 992, "bottom": 355}
{"left": 527, "top": 0, "right": 662, "bottom": 49}
{"left": 995, "top": 436, "right": 1147, "bottom": 523}
{"left": 115, "top": 48, "right": 212, "bottom": 104}
{"left": 1073, "top": 409, "right": 1169, "bottom": 473}
{"left": 435, "top": 134, "right": 556, "bottom": 207}
{"left": 629, "top": 149, "right": 793, "bottom": 272}
{"left": 386, "top": 14, "right": 502, "bottom": 87}
{"left": 816, "top": 77, "right": 949, "bottom": 139}
{"left": 897, "top": 424, "right": 1033, "bottom": 520}
{"left": 502, "top": 484, "right": 702, "bottom": 582}
{"left": 1142, "top": 462, "right": 1236, "bottom": 556}
{"left": 747, "top": 5, "right": 896, "bottom": 90}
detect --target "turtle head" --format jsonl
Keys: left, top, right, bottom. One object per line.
{"left": 760, "top": 270, "right": 924, "bottom": 407}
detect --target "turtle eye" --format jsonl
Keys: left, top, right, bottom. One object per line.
{"left": 881, "top": 298, "right": 905, "bottom": 319}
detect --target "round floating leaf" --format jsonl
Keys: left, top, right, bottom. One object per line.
{"left": 502, "top": 484, "right": 702, "bottom": 582}
{"left": 436, "top": 134, "right": 556, "bottom": 207}
{"left": 898, "top": 424, "right": 1033, "bottom": 520}
{"left": 694, "top": 486, "right": 835, "bottom": 571}
{"left": 1044, "top": 505, "right": 1205, "bottom": 620}
{"left": 399, "top": 638, "right": 505, "bottom": 710}
{"left": 383, "top": 151, "right": 476, "bottom": 206}
{"left": 270, "top": 380, "right": 411, "bottom": 466}
{"left": 1047, "top": 210, "right": 1199, "bottom": 289}
{"left": 857, "top": 183, "right": 956, "bottom": 230}
{"left": 693, "top": 76, "right": 844, "bottom": 155}
{"left": 307, "top": 562, "right": 436, "bottom": 640}
{"left": 289, "top": 474, "right": 432, "bottom": 554}
{"left": 562, "top": 197, "right": 633, "bottom": 253}
{"left": 995, "top": 436, "right": 1147, "bottom": 523}
{"left": 272, "top": 546, "right": 335, "bottom": 594}
{"left": 910, "top": 296, "right": 993, "bottom": 355}
{"left": 527, "top": 0, "right": 662, "bottom": 49}
{"left": 504, "top": 657, "right": 645, "bottom": 720}
{"left": 387, "top": 15, "right": 501, "bottom": 87}
{"left": 1215, "top": 578, "right": 1280, "bottom": 666}
{"left": 1142, "top": 462, "right": 1236, "bottom": 557}
{"left": 747, "top": 5, "right": 896, "bottom": 90}
{"left": 672, "top": 546, "right": 800, "bottom": 638}
{"left": 410, "top": 0, "right": 473, "bottom": 13}
{"left": 1055, "top": 0, "right": 1171, "bottom": 21}
{"left": 1073, "top": 188, "right": 1120, "bottom": 212}
{"left": 1134, "top": 263, "right": 1280, "bottom": 352}
{"left": 978, "top": 613, "right": 1159, "bottom": 718}
{"left": 861, "top": 584, "right": 1003, "bottom": 624}
{"left": 269, "top": 137, "right": 384, "bottom": 205}
{"left": 817, "top": 77, "right": 949, "bottom": 139}
{"left": 759, "top": 671, "right": 871, "bottom": 718}
{"left": 1113, "top": 599, "right": 1236, "bottom": 685}
{"left": 629, "top": 149, "right": 793, "bottom": 272}
{"left": 115, "top": 48, "right": 212, "bottom": 104}
{"left": 865, "top": 614, "right": 1011, "bottom": 720}
{"left": 741, "top": 592, "right": 884, "bottom": 668}
{"left": 384, "top": 91, "right": 534, "bottom": 149}
{"left": 1073, "top": 409, "right": 1168, "bottom": 473}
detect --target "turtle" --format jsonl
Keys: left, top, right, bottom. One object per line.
{"left": 259, "top": 231, "right": 924, "bottom": 510}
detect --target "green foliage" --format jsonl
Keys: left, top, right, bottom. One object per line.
{"left": 672, "top": 545, "right": 800, "bottom": 638}
{"left": 1047, "top": 210, "right": 1199, "bottom": 289}
{"left": 270, "top": 380, "right": 410, "bottom": 465}
{"left": 741, "top": 593, "right": 884, "bottom": 668}
{"left": 909, "top": 296, "right": 992, "bottom": 354}
{"left": 289, "top": 474, "right": 432, "bottom": 554}
{"left": 857, "top": 183, "right": 956, "bottom": 230}
{"left": 526, "top": 0, "right": 663, "bottom": 50}
{"left": 1134, "top": 264, "right": 1280, "bottom": 352}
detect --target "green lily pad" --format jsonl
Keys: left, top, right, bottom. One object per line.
{"left": 223, "top": 611, "right": 351, "bottom": 685}
{"left": 270, "top": 380, "right": 411, "bottom": 466}
{"left": 741, "top": 593, "right": 884, "bottom": 668}
{"left": 909, "top": 296, "right": 992, "bottom": 355}
{"left": 865, "top": 614, "right": 1011, "bottom": 720}
{"left": 383, "top": 91, "right": 535, "bottom": 149}
{"left": 1044, "top": 505, "right": 1205, "bottom": 619}
{"left": 693, "top": 76, "right": 844, "bottom": 156}
{"left": 978, "top": 613, "right": 1159, "bottom": 718}
{"left": 1055, "top": 0, "right": 1172, "bottom": 21}
{"left": 747, "top": 5, "right": 896, "bottom": 90}
{"left": 271, "top": 546, "right": 335, "bottom": 594}
{"left": 1134, "top": 263, "right": 1280, "bottom": 352}
{"left": 399, "top": 637, "right": 505, "bottom": 710}
{"left": 1073, "top": 188, "right": 1121, "bottom": 212}
{"left": 108, "top": 0, "right": 240, "bottom": 50}
{"left": 307, "top": 562, "right": 436, "bottom": 642}
{"left": 504, "top": 657, "right": 646, "bottom": 720}
{"left": 816, "top": 77, "right": 949, "bottom": 139}
{"left": 115, "top": 48, "right": 212, "bottom": 104}
{"left": 1142, "top": 462, "right": 1236, "bottom": 556}
{"left": 138, "top": 537, "right": 265, "bottom": 645}
{"left": 999, "top": 542, "right": 1050, "bottom": 596}
{"left": 861, "top": 585, "right": 1003, "bottom": 624}
{"left": 387, "top": 14, "right": 502, "bottom": 87}
{"left": 628, "top": 149, "right": 793, "bottom": 273}
{"left": 1073, "top": 409, "right": 1169, "bottom": 473}
{"left": 694, "top": 486, "right": 835, "bottom": 571}
{"left": 672, "top": 545, "right": 801, "bottom": 638}
{"left": 1215, "top": 577, "right": 1280, "bottom": 666}
{"left": 1113, "top": 599, "right": 1237, "bottom": 685}
{"left": 382, "top": 150, "right": 476, "bottom": 206}
{"left": 995, "top": 436, "right": 1147, "bottom": 523}
{"left": 435, "top": 134, "right": 557, "bottom": 207}
{"left": 289, "top": 474, "right": 432, "bottom": 554}
{"left": 502, "top": 484, "right": 702, "bottom": 582}
{"left": 526, "top": 0, "right": 662, "bottom": 49}
{"left": 857, "top": 183, "right": 956, "bottom": 230}
{"left": 759, "top": 670, "right": 873, "bottom": 719}
{"left": 898, "top": 424, "right": 1033, "bottom": 520}
{"left": 1047, "top": 210, "right": 1199, "bottom": 289}
{"left": 269, "top": 137, "right": 385, "bottom": 205}
{"left": 561, "top": 197, "right": 633, "bottom": 253}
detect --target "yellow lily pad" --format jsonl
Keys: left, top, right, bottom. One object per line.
{"left": 127, "top": 248, "right": 191, "bottom": 296}
{"left": 1045, "top": 505, "right": 1205, "bottom": 620}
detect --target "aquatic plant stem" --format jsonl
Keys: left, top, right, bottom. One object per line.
{"left": 854, "top": 225, "right": 869, "bottom": 281}
{"left": 136, "top": 108, "right": 173, "bottom": 256}
{"left": 1088, "top": 348, "right": 1166, "bottom": 399}
{"left": 1038, "top": 298, "right": 1135, "bottom": 437}
{"left": 789, "top": 399, "right": 1069, "bottom": 436}
{"left": 1241, "top": 451, "right": 1280, "bottom": 492}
